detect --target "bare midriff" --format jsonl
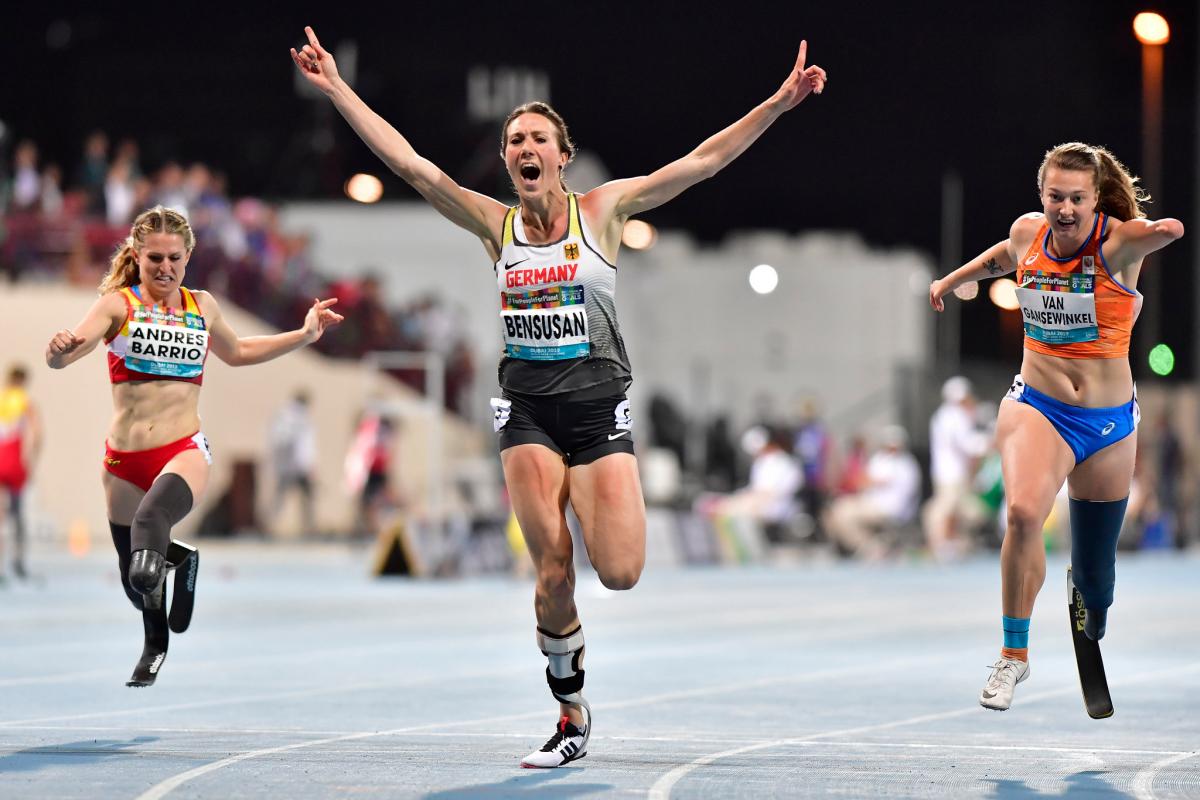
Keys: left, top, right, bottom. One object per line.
{"left": 1019, "top": 348, "right": 1133, "bottom": 408}
{"left": 107, "top": 381, "right": 202, "bottom": 451}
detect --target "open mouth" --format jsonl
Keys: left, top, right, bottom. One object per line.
{"left": 519, "top": 163, "right": 541, "bottom": 182}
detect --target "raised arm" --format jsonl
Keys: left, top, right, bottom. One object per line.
{"left": 203, "top": 293, "right": 343, "bottom": 367}
{"left": 291, "top": 26, "right": 507, "bottom": 249}
{"left": 929, "top": 216, "right": 1039, "bottom": 311}
{"left": 45, "top": 293, "right": 125, "bottom": 369}
{"left": 587, "top": 41, "right": 826, "bottom": 222}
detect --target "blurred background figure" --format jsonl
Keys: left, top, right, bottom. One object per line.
{"left": 345, "top": 409, "right": 401, "bottom": 538}
{"left": 824, "top": 425, "right": 920, "bottom": 560}
{"left": 922, "top": 376, "right": 992, "bottom": 561}
{"left": 10, "top": 140, "right": 40, "bottom": 211}
{"left": 698, "top": 425, "right": 803, "bottom": 561}
{"left": 267, "top": 390, "right": 317, "bottom": 536}
{"left": 0, "top": 365, "right": 41, "bottom": 581}
{"left": 792, "top": 398, "right": 833, "bottom": 540}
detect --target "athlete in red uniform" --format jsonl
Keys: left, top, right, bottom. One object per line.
{"left": 46, "top": 205, "right": 343, "bottom": 686}
{"left": 929, "top": 143, "right": 1184, "bottom": 711}
{"left": 0, "top": 365, "right": 41, "bottom": 581}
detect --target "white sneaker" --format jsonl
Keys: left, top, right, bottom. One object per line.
{"left": 979, "top": 657, "right": 1029, "bottom": 711}
{"left": 520, "top": 715, "right": 588, "bottom": 768}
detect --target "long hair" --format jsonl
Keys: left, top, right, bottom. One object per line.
{"left": 1037, "top": 142, "right": 1148, "bottom": 221}
{"left": 98, "top": 206, "right": 196, "bottom": 295}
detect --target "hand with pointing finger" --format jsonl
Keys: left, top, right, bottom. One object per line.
{"left": 772, "top": 40, "right": 828, "bottom": 111}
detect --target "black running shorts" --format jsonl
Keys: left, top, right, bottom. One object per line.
{"left": 490, "top": 380, "right": 635, "bottom": 466}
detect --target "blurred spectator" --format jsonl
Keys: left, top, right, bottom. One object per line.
{"left": 11, "top": 140, "right": 40, "bottom": 210}
{"left": 267, "top": 390, "right": 317, "bottom": 534}
{"left": 40, "top": 163, "right": 64, "bottom": 216}
{"left": 104, "top": 157, "right": 137, "bottom": 226}
{"left": 921, "top": 376, "right": 991, "bottom": 561}
{"left": 835, "top": 433, "right": 870, "bottom": 496}
{"left": 1156, "top": 412, "right": 1185, "bottom": 549}
{"left": 792, "top": 399, "right": 833, "bottom": 534}
{"left": 152, "top": 161, "right": 189, "bottom": 216}
{"left": 704, "top": 415, "right": 738, "bottom": 491}
{"left": 648, "top": 392, "right": 687, "bottom": 467}
{"left": 698, "top": 425, "right": 803, "bottom": 558}
{"left": 74, "top": 130, "right": 108, "bottom": 215}
{"left": 824, "top": 425, "right": 921, "bottom": 559}
{"left": 345, "top": 410, "right": 401, "bottom": 537}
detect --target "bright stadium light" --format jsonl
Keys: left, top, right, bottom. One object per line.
{"left": 749, "top": 264, "right": 778, "bottom": 295}
{"left": 622, "top": 219, "right": 657, "bottom": 250}
{"left": 989, "top": 278, "right": 1020, "bottom": 310}
{"left": 1149, "top": 343, "right": 1175, "bottom": 376}
{"left": 954, "top": 281, "right": 979, "bottom": 301}
{"left": 345, "top": 173, "right": 384, "bottom": 203}
{"left": 1133, "top": 12, "right": 1169, "bottom": 45}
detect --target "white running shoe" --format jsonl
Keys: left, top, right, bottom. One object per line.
{"left": 979, "top": 657, "right": 1029, "bottom": 711}
{"left": 520, "top": 715, "right": 588, "bottom": 768}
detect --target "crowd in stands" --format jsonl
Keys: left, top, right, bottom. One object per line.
{"left": 648, "top": 377, "right": 1194, "bottom": 563}
{"left": 0, "top": 131, "right": 474, "bottom": 414}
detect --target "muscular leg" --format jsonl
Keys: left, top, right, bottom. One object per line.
{"left": 502, "top": 444, "right": 583, "bottom": 726}
{"left": 1067, "top": 432, "right": 1137, "bottom": 639}
{"left": 569, "top": 452, "right": 646, "bottom": 591}
{"left": 996, "top": 401, "right": 1075, "bottom": 619}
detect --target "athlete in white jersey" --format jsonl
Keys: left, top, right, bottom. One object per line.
{"left": 293, "top": 26, "right": 826, "bottom": 767}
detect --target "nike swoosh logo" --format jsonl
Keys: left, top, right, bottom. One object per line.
{"left": 503, "top": 258, "right": 529, "bottom": 270}
{"left": 608, "top": 431, "right": 629, "bottom": 440}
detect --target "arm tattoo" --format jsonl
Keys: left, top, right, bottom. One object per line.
{"left": 982, "top": 258, "right": 1003, "bottom": 275}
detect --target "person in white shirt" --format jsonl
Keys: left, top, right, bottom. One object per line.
{"left": 824, "top": 425, "right": 921, "bottom": 559}
{"left": 922, "top": 376, "right": 992, "bottom": 561}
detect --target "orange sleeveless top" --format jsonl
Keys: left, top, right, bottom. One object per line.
{"left": 1015, "top": 214, "right": 1140, "bottom": 359}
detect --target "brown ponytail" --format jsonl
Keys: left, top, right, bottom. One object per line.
{"left": 1037, "top": 142, "right": 1148, "bottom": 222}
{"left": 98, "top": 206, "right": 196, "bottom": 294}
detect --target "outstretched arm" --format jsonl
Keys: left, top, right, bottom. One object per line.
{"left": 929, "top": 241, "right": 1015, "bottom": 312}
{"left": 205, "top": 294, "right": 343, "bottom": 367}
{"left": 589, "top": 41, "right": 826, "bottom": 221}
{"left": 929, "top": 215, "right": 1039, "bottom": 311}
{"left": 291, "top": 26, "right": 506, "bottom": 249}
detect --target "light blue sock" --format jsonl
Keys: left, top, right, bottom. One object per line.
{"left": 1003, "top": 616, "right": 1030, "bottom": 649}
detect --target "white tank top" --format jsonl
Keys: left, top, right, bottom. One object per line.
{"left": 494, "top": 193, "right": 630, "bottom": 395}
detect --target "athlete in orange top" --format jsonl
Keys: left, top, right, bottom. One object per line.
{"left": 46, "top": 206, "right": 343, "bottom": 687}
{"left": 929, "top": 142, "right": 1183, "bottom": 712}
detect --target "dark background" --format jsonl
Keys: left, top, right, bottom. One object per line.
{"left": 4, "top": 1, "right": 1196, "bottom": 375}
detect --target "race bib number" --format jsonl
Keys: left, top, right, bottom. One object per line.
{"left": 1016, "top": 271, "right": 1098, "bottom": 344}
{"left": 125, "top": 316, "right": 209, "bottom": 378}
{"left": 501, "top": 284, "right": 589, "bottom": 360}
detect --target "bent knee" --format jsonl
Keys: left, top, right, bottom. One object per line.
{"left": 597, "top": 562, "right": 643, "bottom": 591}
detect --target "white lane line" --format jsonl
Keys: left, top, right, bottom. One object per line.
{"left": 2, "top": 725, "right": 1194, "bottom": 758}
{"left": 1131, "top": 750, "right": 1200, "bottom": 800}
{"left": 648, "top": 660, "right": 1200, "bottom": 800}
{"left": 132, "top": 654, "right": 949, "bottom": 800}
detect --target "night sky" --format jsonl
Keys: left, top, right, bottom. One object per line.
{"left": 4, "top": 2, "right": 1197, "bottom": 374}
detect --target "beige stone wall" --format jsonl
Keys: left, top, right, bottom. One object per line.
{"left": 3, "top": 284, "right": 488, "bottom": 543}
